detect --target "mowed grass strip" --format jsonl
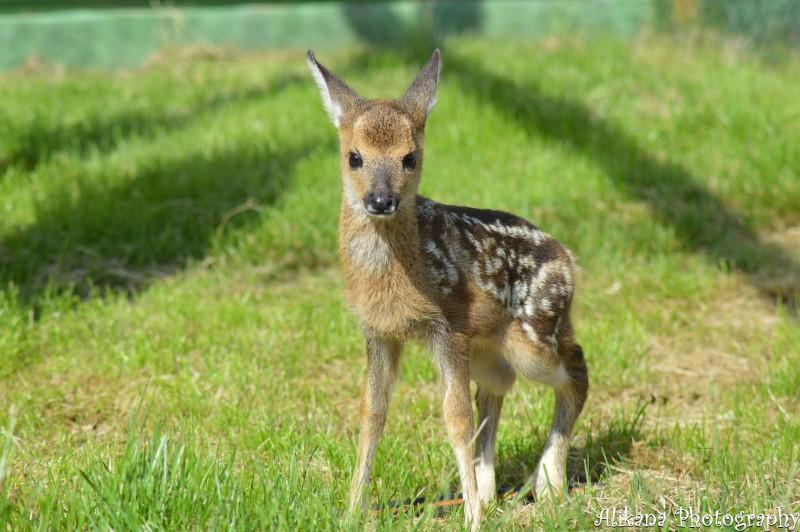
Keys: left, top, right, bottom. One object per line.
{"left": 1, "top": 36, "right": 799, "bottom": 529}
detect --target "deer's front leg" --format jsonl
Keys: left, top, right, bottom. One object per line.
{"left": 348, "top": 332, "right": 402, "bottom": 514}
{"left": 436, "top": 333, "right": 481, "bottom": 529}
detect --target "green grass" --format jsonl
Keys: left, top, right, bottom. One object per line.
{"left": 1, "top": 35, "right": 799, "bottom": 529}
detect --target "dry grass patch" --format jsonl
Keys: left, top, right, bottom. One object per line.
{"left": 640, "top": 276, "right": 780, "bottom": 422}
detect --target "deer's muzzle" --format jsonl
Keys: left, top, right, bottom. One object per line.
{"left": 364, "top": 190, "right": 398, "bottom": 216}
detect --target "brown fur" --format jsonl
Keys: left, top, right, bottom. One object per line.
{"left": 307, "top": 49, "right": 589, "bottom": 529}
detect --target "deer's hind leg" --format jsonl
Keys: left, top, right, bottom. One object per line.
{"left": 504, "top": 318, "right": 588, "bottom": 500}
{"left": 470, "top": 340, "right": 516, "bottom": 506}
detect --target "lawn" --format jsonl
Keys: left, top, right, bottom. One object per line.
{"left": 1, "top": 35, "right": 799, "bottom": 529}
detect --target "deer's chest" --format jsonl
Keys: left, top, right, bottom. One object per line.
{"left": 343, "top": 267, "right": 438, "bottom": 337}
{"left": 341, "top": 244, "right": 439, "bottom": 338}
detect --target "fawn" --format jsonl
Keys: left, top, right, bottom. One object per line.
{"left": 307, "top": 49, "right": 588, "bottom": 528}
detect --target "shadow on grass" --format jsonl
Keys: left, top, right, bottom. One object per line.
{"left": 0, "top": 70, "right": 331, "bottom": 310}
{"left": 0, "top": 139, "right": 324, "bottom": 308}
{"left": 442, "top": 52, "right": 799, "bottom": 309}
{"left": 3, "top": 73, "right": 306, "bottom": 171}
{"left": 338, "top": 3, "right": 799, "bottom": 309}
{"left": 385, "top": 404, "right": 647, "bottom": 517}
{"left": 496, "top": 403, "right": 647, "bottom": 495}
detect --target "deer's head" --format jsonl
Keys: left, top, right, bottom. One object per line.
{"left": 307, "top": 50, "right": 440, "bottom": 220}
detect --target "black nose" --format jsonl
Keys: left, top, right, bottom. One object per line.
{"left": 364, "top": 192, "right": 398, "bottom": 215}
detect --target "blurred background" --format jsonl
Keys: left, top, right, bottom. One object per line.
{"left": 1, "top": 0, "right": 800, "bottom": 69}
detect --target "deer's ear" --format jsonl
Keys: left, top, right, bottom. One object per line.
{"left": 307, "top": 50, "right": 362, "bottom": 128}
{"left": 400, "top": 49, "right": 441, "bottom": 129}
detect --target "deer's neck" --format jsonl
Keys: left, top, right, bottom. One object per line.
{"left": 338, "top": 197, "right": 420, "bottom": 276}
{"left": 338, "top": 195, "right": 439, "bottom": 337}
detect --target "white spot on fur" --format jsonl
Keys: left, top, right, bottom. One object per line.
{"left": 523, "top": 300, "right": 535, "bottom": 316}
{"left": 487, "top": 221, "right": 545, "bottom": 244}
{"left": 521, "top": 322, "right": 538, "bottom": 342}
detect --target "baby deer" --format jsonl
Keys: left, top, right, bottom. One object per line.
{"left": 307, "top": 49, "right": 588, "bottom": 528}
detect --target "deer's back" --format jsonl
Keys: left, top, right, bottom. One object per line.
{"left": 417, "top": 197, "right": 576, "bottom": 344}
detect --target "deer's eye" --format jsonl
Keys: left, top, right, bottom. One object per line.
{"left": 402, "top": 152, "right": 416, "bottom": 170}
{"left": 349, "top": 151, "right": 363, "bottom": 169}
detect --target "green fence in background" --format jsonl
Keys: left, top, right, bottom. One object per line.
{"left": 0, "top": 0, "right": 797, "bottom": 71}
{"left": 654, "top": 0, "right": 800, "bottom": 45}
{"left": 0, "top": 0, "right": 652, "bottom": 70}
